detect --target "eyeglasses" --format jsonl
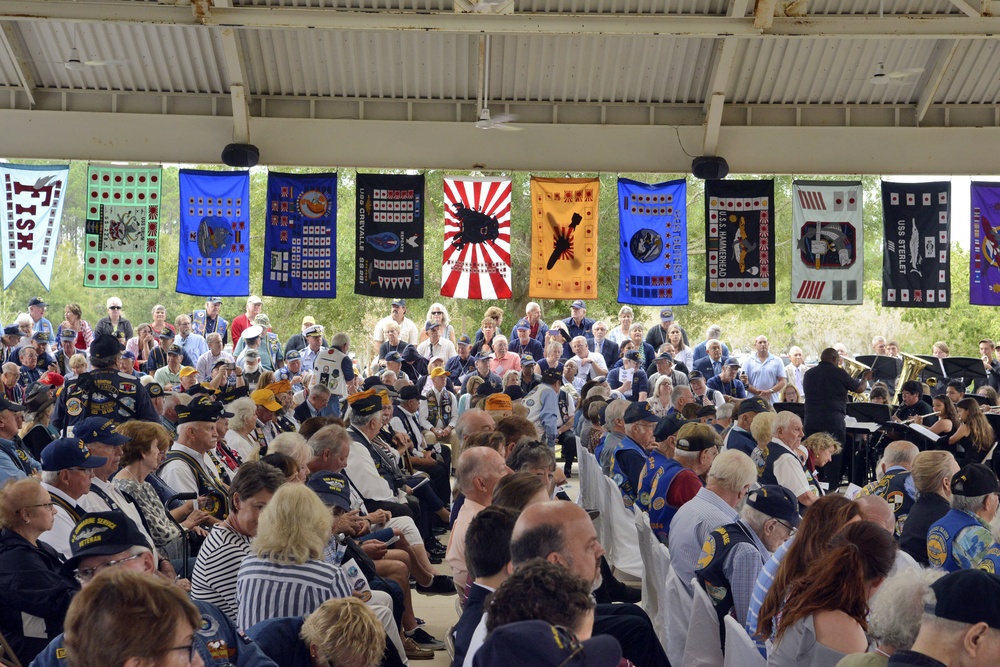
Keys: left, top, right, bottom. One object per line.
{"left": 24, "top": 502, "right": 55, "bottom": 510}
{"left": 74, "top": 553, "right": 143, "bottom": 583}
{"left": 68, "top": 466, "right": 93, "bottom": 474}
{"left": 158, "top": 642, "right": 198, "bottom": 663}
{"left": 431, "top": 311, "right": 443, "bottom": 315}
{"left": 775, "top": 520, "right": 797, "bottom": 536}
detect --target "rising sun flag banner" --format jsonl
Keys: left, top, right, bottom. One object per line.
{"left": 177, "top": 169, "right": 251, "bottom": 297}
{"left": 355, "top": 173, "right": 425, "bottom": 299}
{"left": 705, "top": 179, "right": 775, "bottom": 304}
{"left": 264, "top": 172, "right": 337, "bottom": 299}
{"left": 617, "top": 177, "right": 688, "bottom": 305}
{"left": 970, "top": 182, "right": 1000, "bottom": 306}
{"left": 529, "top": 177, "right": 599, "bottom": 301}
{"left": 0, "top": 163, "right": 68, "bottom": 290}
{"left": 441, "top": 177, "right": 512, "bottom": 299}
{"left": 790, "top": 180, "right": 863, "bottom": 305}
{"left": 84, "top": 165, "right": 162, "bottom": 289}
{"left": 881, "top": 180, "right": 950, "bottom": 308}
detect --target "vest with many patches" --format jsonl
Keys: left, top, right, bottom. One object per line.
{"left": 636, "top": 450, "right": 685, "bottom": 542}
{"left": 160, "top": 450, "right": 229, "bottom": 520}
{"left": 425, "top": 389, "right": 454, "bottom": 427}
{"left": 191, "top": 310, "right": 228, "bottom": 342}
{"left": 610, "top": 437, "right": 646, "bottom": 508}
{"left": 859, "top": 469, "right": 914, "bottom": 537}
{"left": 752, "top": 442, "right": 820, "bottom": 496}
{"left": 695, "top": 522, "right": 758, "bottom": 624}
{"left": 928, "top": 509, "right": 984, "bottom": 572}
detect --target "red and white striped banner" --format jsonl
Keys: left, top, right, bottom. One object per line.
{"left": 796, "top": 280, "right": 826, "bottom": 300}
{"left": 442, "top": 177, "right": 512, "bottom": 299}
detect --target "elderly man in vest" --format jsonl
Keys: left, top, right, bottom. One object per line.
{"left": 695, "top": 484, "right": 800, "bottom": 626}
{"left": 421, "top": 368, "right": 458, "bottom": 448}
{"left": 191, "top": 296, "right": 228, "bottom": 345}
{"left": 158, "top": 397, "right": 232, "bottom": 520}
{"left": 927, "top": 463, "right": 1000, "bottom": 572}
{"left": 752, "top": 410, "right": 818, "bottom": 508}
{"left": 38, "top": 437, "right": 107, "bottom": 557}
{"left": 858, "top": 440, "right": 919, "bottom": 537}
{"left": 391, "top": 385, "right": 451, "bottom": 506}
{"left": 609, "top": 401, "right": 659, "bottom": 508}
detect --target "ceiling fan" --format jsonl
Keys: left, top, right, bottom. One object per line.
{"left": 867, "top": 61, "right": 924, "bottom": 86}
{"left": 457, "top": 0, "right": 514, "bottom": 13}
{"left": 61, "top": 45, "right": 128, "bottom": 71}
{"left": 475, "top": 108, "right": 520, "bottom": 131}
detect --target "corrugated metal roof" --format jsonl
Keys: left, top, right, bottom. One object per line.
{"left": 935, "top": 40, "right": 1000, "bottom": 105}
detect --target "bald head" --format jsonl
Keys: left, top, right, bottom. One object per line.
{"left": 855, "top": 495, "right": 895, "bottom": 534}
{"left": 456, "top": 446, "right": 509, "bottom": 503}
{"left": 883, "top": 440, "right": 919, "bottom": 470}
{"left": 510, "top": 500, "right": 604, "bottom": 588}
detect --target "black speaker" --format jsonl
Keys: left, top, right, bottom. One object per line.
{"left": 691, "top": 155, "right": 729, "bottom": 180}
{"left": 221, "top": 143, "right": 260, "bottom": 168}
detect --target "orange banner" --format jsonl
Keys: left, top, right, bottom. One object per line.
{"left": 529, "top": 177, "right": 599, "bottom": 300}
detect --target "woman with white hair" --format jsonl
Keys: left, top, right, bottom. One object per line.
{"left": 94, "top": 296, "right": 133, "bottom": 339}
{"left": 608, "top": 306, "right": 634, "bottom": 346}
{"left": 268, "top": 433, "right": 311, "bottom": 483}
{"left": 420, "top": 302, "right": 456, "bottom": 345}
{"left": 225, "top": 397, "right": 260, "bottom": 461}
{"left": 150, "top": 304, "right": 174, "bottom": 337}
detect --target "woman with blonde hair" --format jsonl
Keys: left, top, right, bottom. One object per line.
{"left": 236, "top": 483, "right": 352, "bottom": 629}
{"left": 421, "top": 302, "right": 456, "bottom": 345}
{"left": 779, "top": 383, "right": 802, "bottom": 404}
{"left": 126, "top": 323, "right": 156, "bottom": 372}
{"left": 458, "top": 375, "right": 485, "bottom": 416}
{"left": 898, "top": 450, "right": 960, "bottom": 566}
{"left": 58, "top": 302, "right": 93, "bottom": 352}
{"left": 802, "top": 432, "right": 841, "bottom": 497}
{"left": 608, "top": 306, "right": 634, "bottom": 346}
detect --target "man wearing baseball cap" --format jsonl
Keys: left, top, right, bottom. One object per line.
{"left": 562, "top": 300, "right": 595, "bottom": 343}
{"left": 609, "top": 401, "right": 659, "bottom": 508}
{"left": 524, "top": 368, "right": 564, "bottom": 450}
{"left": 723, "top": 396, "right": 768, "bottom": 456}
{"left": 888, "top": 569, "right": 1000, "bottom": 666}
{"left": 372, "top": 299, "right": 420, "bottom": 360}
{"left": 52, "top": 334, "right": 160, "bottom": 432}
{"left": 0, "top": 395, "right": 38, "bottom": 484}
{"left": 152, "top": 343, "right": 186, "bottom": 389}
{"left": 474, "top": 619, "right": 622, "bottom": 667}
{"left": 928, "top": 463, "right": 1000, "bottom": 572}
{"left": 37, "top": 437, "right": 107, "bottom": 557}
{"left": 191, "top": 296, "right": 229, "bottom": 345}
{"left": 464, "top": 353, "right": 503, "bottom": 396}
{"left": 30, "top": 510, "right": 278, "bottom": 667}
{"left": 423, "top": 367, "right": 458, "bottom": 447}
{"left": 54, "top": 329, "right": 77, "bottom": 376}
{"left": 158, "top": 397, "right": 232, "bottom": 519}
{"left": 707, "top": 357, "right": 748, "bottom": 402}
{"left": 27, "top": 296, "right": 53, "bottom": 339}
{"left": 696, "top": 484, "right": 800, "bottom": 626}
{"left": 230, "top": 295, "right": 262, "bottom": 344}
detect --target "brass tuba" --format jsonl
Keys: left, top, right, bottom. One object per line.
{"left": 841, "top": 357, "right": 872, "bottom": 402}
{"left": 892, "top": 353, "right": 931, "bottom": 407}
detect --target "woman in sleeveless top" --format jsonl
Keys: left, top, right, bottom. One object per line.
{"left": 914, "top": 395, "right": 958, "bottom": 454}
{"left": 949, "top": 397, "right": 996, "bottom": 465}
{"left": 766, "top": 522, "right": 896, "bottom": 667}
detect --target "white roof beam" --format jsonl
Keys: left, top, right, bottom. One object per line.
{"left": 949, "top": 0, "right": 982, "bottom": 16}
{"left": 0, "top": 22, "right": 35, "bottom": 106}
{"left": 702, "top": 38, "right": 739, "bottom": 154}
{"left": 213, "top": 0, "right": 251, "bottom": 144}
{"left": 6, "top": 2, "right": 1000, "bottom": 39}
{"left": 916, "top": 40, "right": 960, "bottom": 125}
{"left": 754, "top": 0, "right": 778, "bottom": 30}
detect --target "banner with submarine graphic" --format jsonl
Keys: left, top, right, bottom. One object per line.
{"left": 263, "top": 172, "right": 337, "bottom": 299}
{"left": 355, "top": 173, "right": 425, "bottom": 299}
{"left": 177, "top": 169, "right": 250, "bottom": 297}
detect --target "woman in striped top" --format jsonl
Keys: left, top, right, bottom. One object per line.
{"left": 236, "top": 482, "right": 353, "bottom": 630}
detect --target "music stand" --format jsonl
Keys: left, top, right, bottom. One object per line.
{"left": 855, "top": 355, "right": 901, "bottom": 387}
{"left": 847, "top": 403, "right": 892, "bottom": 424}
{"left": 968, "top": 393, "right": 990, "bottom": 406}
{"left": 942, "top": 357, "right": 989, "bottom": 382}
{"left": 773, "top": 402, "right": 804, "bottom": 419}
{"left": 917, "top": 355, "right": 947, "bottom": 385}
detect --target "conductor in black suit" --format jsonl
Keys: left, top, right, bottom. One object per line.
{"left": 294, "top": 384, "right": 332, "bottom": 422}
{"left": 692, "top": 339, "right": 728, "bottom": 380}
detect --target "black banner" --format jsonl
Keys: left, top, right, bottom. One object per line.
{"left": 704, "top": 179, "right": 775, "bottom": 304}
{"left": 355, "top": 173, "right": 425, "bottom": 298}
{"left": 881, "top": 181, "right": 950, "bottom": 308}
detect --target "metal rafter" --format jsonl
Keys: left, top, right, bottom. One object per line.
{"left": 916, "top": 40, "right": 961, "bottom": 124}
{"left": 213, "top": 0, "right": 251, "bottom": 144}
{"left": 0, "top": 22, "right": 36, "bottom": 106}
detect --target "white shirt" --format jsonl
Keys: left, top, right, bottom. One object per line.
{"left": 373, "top": 316, "right": 420, "bottom": 346}
{"left": 85, "top": 477, "right": 159, "bottom": 555}
{"left": 417, "top": 338, "right": 457, "bottom": 362}
{"left": 390, "top": 406, "right": 432, "bottom": 450}
{"left": 345, "top": 429, "right": 400, "bottom": 502}
{"left": 464, "top": 612, "right": 490, "bottom": 667}
{"left": 770, "top": 439, "right": 813, "bottom": 498}
{"left": 39, "top": 483, "right": 85, "bottom": 558}
{"left": 159, "top": 444, "right": 222, "bottom": 495}
{"left": 224, "top": 429, "right": 258, "bottom": 462}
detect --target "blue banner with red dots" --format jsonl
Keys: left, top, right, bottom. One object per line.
{"left": 177, "top": 169, "right": 251, "bottom": 297}
{"left": 84, "top": 165, "right": 161, "bottom": 289}
{"left": 617, "top": 177, "right": 688, "bottom": 305}
{"left": 263, "top": 172, "right": 337, "bottom": 299}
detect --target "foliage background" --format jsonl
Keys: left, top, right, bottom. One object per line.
{"left": 0, "top": 163, "right": 989, "bottom": 366}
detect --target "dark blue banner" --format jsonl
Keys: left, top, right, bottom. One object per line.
{"left": 177, "top": 170, "right": 250, "bottom": 297}
{"left": 355, "top": 172, "right": 425, "bottom": 299}
{"left": 881, "top": 180, "right": 950, "bottom": 308}
{"left": 617, "top": 177, "right": 688, "bottom": 305}
{"left": 263, "top": 172, "right": 337, "bottom": 299}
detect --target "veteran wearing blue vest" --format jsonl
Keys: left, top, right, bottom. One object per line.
{"left": 927, "top": 463, "right": 1000, "bottom": 572}
{"left": 858, "top": 440, "right": 919, "bottom": 538}
{"left": 610, "top": 401, "right": 660, "bottom": 508}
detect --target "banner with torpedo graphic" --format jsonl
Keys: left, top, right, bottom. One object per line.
{"left": 355, "top": 172, "right": 425, "bottom": 299}
{"left": 881, "top": 180, "right": 950, "bottom": 308}
{"left": 705, "top": 179, "right": 775, "bottom": 304}
{"left": 791, "top": 180, "right": 863, "bottom": 305}
{"left": 528, "top": 177, "right": 599, "bottom": 300}
{"left": 970, "top": 182, "right": 1000, "bottom": 306}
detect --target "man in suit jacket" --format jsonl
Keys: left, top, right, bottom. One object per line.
{"left": 589, "top": 320, "right": 619, "bottom": 371}
{"left": 785, "top": 346, "right": 807, "bottom": 398}
{"left": 692, "top": 339, "right": 728, "bottom": 381}
{"left": 294, "top": 384, "right": 332, "bottom": 423}
{"left": 692, "top": 324, "right": 730, "bottom": 363}
{"left": 453, "top": 506, "right": 518, "bottom": 667}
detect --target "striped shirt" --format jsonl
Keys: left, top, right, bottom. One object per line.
{"left": 190, "top": 523, "right": 252, "bottom": 622}
{"left": 667, "top": 486, "right": 739, "bottom": 594}
{"left": 745, "top": 535, "right": 793, "bottom": 653}
{"left": 236, "top": 555, "right": 352, "bottom": 630}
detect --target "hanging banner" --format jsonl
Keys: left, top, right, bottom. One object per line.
{"left": 790, "top": 180, "right": 863, "bottom": 305}
{"left": 529, "top": 177, "right": 599, "bottom": 301}
{"left": 881, "top": 181, "right": 950, "bottom": 308}
{"left": 83, "top": 165, "right": 162, "bottom": 289}
{"left": 355, "top": 173, "right": 425, "bottom": 299}
{"left": 705, "top": 179, "right": 775, "bottom": 304}
{"left": 617, "top": 177, "right": 688, "bottom": 305}
{"left": 263, "top": 172, "right": 337, "bottom": 299}
{"left": 177, "top": 169, "right": 251, "bottom": 297}
{"left": 441, "top": 177, "right": 512, "bottom": 300}
{"left": 970, "top": 182, "right": 1000, "bottom": 306}
{"left": 0, "top": 163, "right": 69, "bottom": 289}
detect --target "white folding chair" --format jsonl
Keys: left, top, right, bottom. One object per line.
{"left": 723, "top": 616, "right": 766, "bottom": 667}
{"left": 576, "top": 447, "right": 593, "bottom": 509}
{"left": 634, "top": 509, "right": 660, "bottom": 624}
{"left": 598, "top": 474, "right": 644, "bottom": 578}
{"left": 682, "top": 578, "right": 724, "bottom": 667}
{"left": 663, "top": 565, "right": 693, "bottom": 667}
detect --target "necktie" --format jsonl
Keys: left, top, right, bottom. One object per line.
{"left": 713, "top": 361, "right": 720, "bottom": 376}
